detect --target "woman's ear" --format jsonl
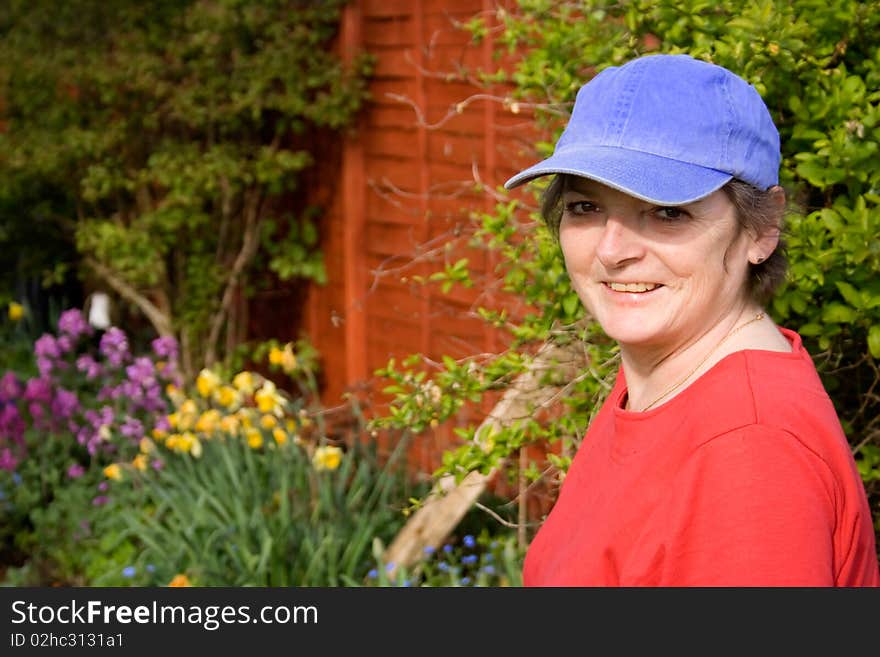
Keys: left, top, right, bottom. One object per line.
{"left": 748, "top": 185, "right": 785, "bottom": 263}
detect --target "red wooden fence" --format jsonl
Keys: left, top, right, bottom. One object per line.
{"left": 258, "top": 0, "right": 547, "bottom": 483}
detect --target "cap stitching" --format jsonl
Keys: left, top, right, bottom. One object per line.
{"left": 607, "top": 60, "right": 644, "bottom": 146}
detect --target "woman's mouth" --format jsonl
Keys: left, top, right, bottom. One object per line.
{"left": 605, "top": 282, "right": 662, "bottom": 293}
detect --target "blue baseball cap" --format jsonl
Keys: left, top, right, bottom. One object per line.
{"left": 503, "top": 54, "right": 780, "bottom": 204}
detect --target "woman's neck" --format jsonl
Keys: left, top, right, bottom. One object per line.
{"left": 619, "top": 304, "right": 782, "bottom": 412}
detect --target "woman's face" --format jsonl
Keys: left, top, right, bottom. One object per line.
{"left": 559, "top": 177, "right": 755, "bottom": 354}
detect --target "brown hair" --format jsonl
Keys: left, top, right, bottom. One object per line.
{"left": 539, "top": 174, "right": 788, "bottom": 304}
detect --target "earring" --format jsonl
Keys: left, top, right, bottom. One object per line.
{"left": 753, "top": 256, "right": 765, "bottom": 264}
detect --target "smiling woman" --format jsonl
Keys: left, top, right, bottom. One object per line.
{"left": 505, "top": 54, "right": 880, "bottom": 587}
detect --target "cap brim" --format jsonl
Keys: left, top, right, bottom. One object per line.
{"left": 503, "top": 145, "right": 733, "bottom": 205}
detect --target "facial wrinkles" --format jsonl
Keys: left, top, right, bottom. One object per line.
{"left": 560, "top": 182, "right": 754, "bottom": 365}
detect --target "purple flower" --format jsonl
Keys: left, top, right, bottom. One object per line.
{"left": 28, "top": 402, "right": 47, "bottom": 429}
{"left": 23, "top": 378, "right": 52, "bottom": 404}
{"left": 58, "top": 309, "right": 92, "bottom": 341}
{"left": 99, "top": 327, "right": 130, "bottom": 367}
{"left": 34, "top": 334, "right": 61, "bottom": 360}
{"left": 91, "top": 495, "right": 109, "bottom": 506}
{"left": 56, "top": 334, "right": 74, "bottom": 354}
{"left": 0, "top": 372, "right": 22, "bottom": 402}
{"left": 0, "top": 405, "right": 25, "bottom": 443}
{"left": 76, "top": 355, "right": 103, "bottom": 380}
{"left": 51, "top": 388, "right": 80, "bottom": 419}
{"left": 120, "top": 417, "right": 144, "bottom": 441}
{"left": 151, "top": 336, "right": 179, "bottom": 360}
{"left": 98, "top": 481, "right": 109, "bottom": 492}
{"left": 67, "top": 463, "right": 86, "bottom": 479}
{"left": 0, "top": 448, "right": 19, "bottom": 471}
{"left": 126, "top": 357, "right": 156, "bottom": 390}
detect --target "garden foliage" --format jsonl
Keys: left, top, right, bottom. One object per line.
{"left": 0, "top": 307, "right": 436, "bottom": 586}
{"left": 371, "top": 0, "right": 880, "bottom": 541}
{"left": 0, "top": 0, "right": 372, "bottom": 376}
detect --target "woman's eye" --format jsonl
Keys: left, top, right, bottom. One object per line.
{"left": 564, "top": 200, "right": 598, "bottom": 215}
{"left": 655, "top": 207, "right": 687, "bottom": 221}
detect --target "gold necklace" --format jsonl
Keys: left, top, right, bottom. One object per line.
{"left": 638, "top": 312, "right": 765, "bottom": 412}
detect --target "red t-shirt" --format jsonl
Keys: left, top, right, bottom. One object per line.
{"left": 523, "top": 328, "right": 880, "bottom": 586}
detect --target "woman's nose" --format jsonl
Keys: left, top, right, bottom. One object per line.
{"left": 595, "top": 215, "right": 645, "bottom": 268}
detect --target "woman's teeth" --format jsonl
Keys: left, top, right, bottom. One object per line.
{"left": 607, "top": 282, "right": 659, "bottom": 293}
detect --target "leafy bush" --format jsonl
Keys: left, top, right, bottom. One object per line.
{"left": 0, "top": 0, "right": 373, "bottom": 374}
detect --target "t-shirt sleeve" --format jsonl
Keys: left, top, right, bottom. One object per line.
{"left": 659, "top": 424, "right": 838, "bottom": 586}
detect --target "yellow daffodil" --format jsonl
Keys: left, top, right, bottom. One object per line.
{"left": 245, "top": 428, "right": 263, "bottom": 449}
{"left": 195, "top": 409, "right": 221, "bottom": 434}
{"left": 177, "top": 400, "right": 198, "bottom": 431}
{"left": 168, "top": 574, "right": 191, "bottom": 587}
{"left": 312, "top": 445, "right": 343, "bottom": 472}
{"left": 219, "top": 415, "right": 241, "bottom": 437}
{"left": 179, "top": 432, "right": 200, "bottom": 457}
{"left": 272, "top": 427, "right": 288, "bottom": 446}
{"left": 214, "top": 385, "right": 239, "bottom": 409}
{"left": 132, "top": 454, "right": 148, "bottom": 471}
{"left": 232, "top": 371, "right": 256, "bottom": 394}
{"left": 103, "top": 464, "right": 122, "bottom": 480}
{"left": 281, "top": 344, "right": 298, "bottom": 373}
{"left": 8, "top": 302, "right": 24, "bottom": 322}
{"left": 151, "top": 426, "right": 167, "bottom": 441}
{"left": 237, "top": 411, "right": 253, "bottom": 429}
{"left": 268, "top": 346, "right": 285, "bottom": 366}
{"left": 196, "top": 368, "right": 220, "bottom": 398}
{"left": 140, "top": 437, "right": 156, "bottom": 453}
{"left": 254, "top": 380, "right": 284, "bottom": 416}
{"left": 260, "top": 414, "right": 277, "bottom": 429}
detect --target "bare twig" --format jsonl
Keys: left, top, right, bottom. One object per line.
{"left": 85, "top": 257, "right": 173, "bottom": 338}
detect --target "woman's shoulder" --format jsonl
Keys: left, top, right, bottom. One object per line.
{"left": 699, "top": 329, "right": 850, "bottom": 461}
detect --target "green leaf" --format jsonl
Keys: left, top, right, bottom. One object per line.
{"left": 868, "top": 326, "right": 880, "bottom": 359}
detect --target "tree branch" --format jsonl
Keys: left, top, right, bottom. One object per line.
{"left": 85, "top": 257, "right": 174, "bottom": 337}
{"left": 204, "top": 189, "right": 263, "bottom": 367}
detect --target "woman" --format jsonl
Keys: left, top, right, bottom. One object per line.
{"left": 504, "top": 54, "right": 880, "bottom": 586}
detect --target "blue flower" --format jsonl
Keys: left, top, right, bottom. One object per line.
{"left": 385, "top": 562, "right": 396, "bottom": 572}
{"left": 460, "top": 577, "right": 471, "bottom": 585}
{"left": 462, "top": 554, "right": 478, "bottom": 565}
{"left": 368, "top": 569, "right": 378, "bottom": 579}
{"left": 423, "top": 545, "right": 435, "bottom": 555}
{"left": 443, "top": 544, "right": 453, "bottom": 553}
{"left": 463, "top": 535, "right": 476, "bottom": 548}
{"left": 146, "top": 564, "right": 156, "bottom": 573}
{"left": 438, "top": 562, "right": 450, "bottom": 572}
{"left": 122, "top": 566, "right": 136, "bottom": 578}
{"left": 483, "top": 553, "right": 494, "bottom": 562}
{"left": 482, "top": 565, "right": 496, "bottom": 576}
{"left": 401, "top": 579, "right": 412, "bottom": 587}
{"left": 12, "top": 472, "right": 22, "bottom": 485}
